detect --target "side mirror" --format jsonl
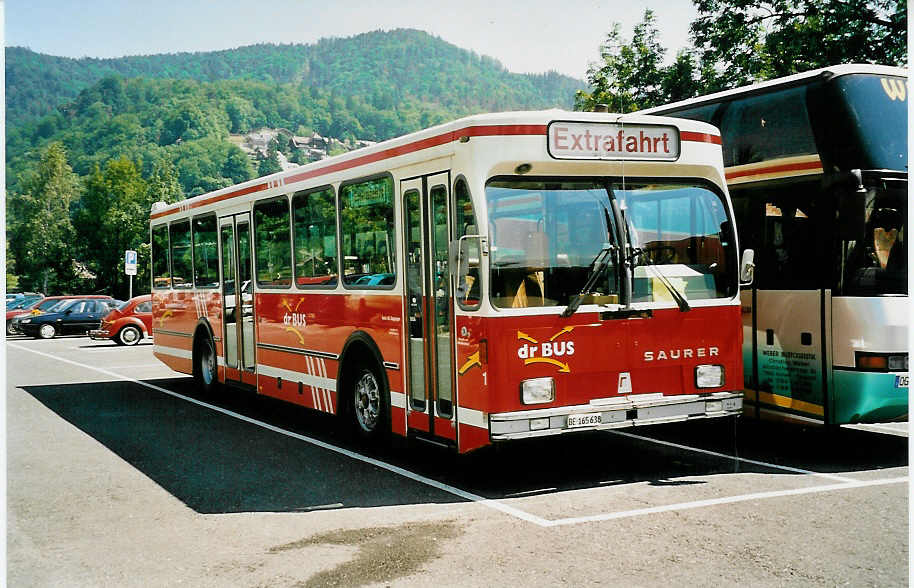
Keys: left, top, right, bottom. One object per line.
{"left": 739, "top": 249, "right": 755, "bottom": 285}
{"left": 64, "top": 309, "right": 73, "bottom": 315}
{"left": 827, "top": 169, "right": 867, "bottom": 240}
{"left": 838, "top": 187, "right": 867, "bottom": 240}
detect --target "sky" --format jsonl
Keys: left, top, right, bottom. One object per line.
{"left": 3, "top": 0, "right": 699, "bottom": 80}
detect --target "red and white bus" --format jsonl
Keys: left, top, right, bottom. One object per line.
{"left": 150, "top": 110, "right": 752, "bottom": 453}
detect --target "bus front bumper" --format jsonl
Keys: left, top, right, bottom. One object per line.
{"left": 489, "top": 391, "right": 743, "bottom": 440}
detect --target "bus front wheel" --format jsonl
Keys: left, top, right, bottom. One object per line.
{"left": 350, "top": 361, "right": 389, "bottom": 441}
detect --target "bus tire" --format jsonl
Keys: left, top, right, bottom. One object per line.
{"left": 193, "top": 333, "right": 219, "bottom": 395}
{"left": 350, "top": 360, "right": 389, "bottom": 442}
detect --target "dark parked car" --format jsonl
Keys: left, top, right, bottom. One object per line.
{"left": 8, "top": 294, "right": 116, "bottom": 335}
{"left": 18, "top": 298, "right": 114, "bottom": 339}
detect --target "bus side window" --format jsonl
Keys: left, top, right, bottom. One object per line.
{"left": 454, "top": 178, "right": 481, "bottom": 310}
{"left": 758, "top": 188, "right": 819, "bottom": 290}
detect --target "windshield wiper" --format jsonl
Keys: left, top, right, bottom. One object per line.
{"left": 629, "top": 247, "right": 691, "bottom": 312}
{"left": 561, "top": 243, "right": 616, "bottom": 318}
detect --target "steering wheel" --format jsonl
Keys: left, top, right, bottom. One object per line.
{"left": 646, "top": 246, "right": 677, "bottom": 264}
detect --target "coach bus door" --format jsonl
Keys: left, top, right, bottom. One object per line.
{"left": 220, "top": 213, "right": 257, "bottom": 388}
{"left": 402, "top": 172, "right": 456, "bottom": 442}
{"left": 740, "top": 194, "right": 828, "bottom": 423}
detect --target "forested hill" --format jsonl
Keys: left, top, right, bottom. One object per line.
{"left": 6, "top": 29, "right": 582, "bottom": 127}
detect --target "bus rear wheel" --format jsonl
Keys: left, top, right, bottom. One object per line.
{"left": 194, "top": 334, "right": 219, "bottom": 395}
{"left": 350, "top": 361, "right": 389, "bottom": 441}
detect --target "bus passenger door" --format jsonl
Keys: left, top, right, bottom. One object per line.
{"left": 220, "top": 213, "right": 256, "bottom": 387}
{"left": 401, "top": 172, "right": 455, "bottom": 441}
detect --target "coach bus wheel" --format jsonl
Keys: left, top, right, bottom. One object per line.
{"left": 351, "top": 361, "right": 389, "bottom": 440}
{"left": 117, "top": 325, "right": 142, "bottom": 346}
{"left": 38, "top": 324, "right": 57, "bottom": 339}
{"left": 194, "top": 335, "right": 219, "bottom": 394}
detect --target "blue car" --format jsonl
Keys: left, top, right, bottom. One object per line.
{"left": 18, "top": 298, "right": 114, "bottom": 339}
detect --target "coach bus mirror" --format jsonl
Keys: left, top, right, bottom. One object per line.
{"left": 739, "top": 249, "right": 755, "bottom": 285}
{"left": 838, "top": 186, "right": 867, "bottom": 240}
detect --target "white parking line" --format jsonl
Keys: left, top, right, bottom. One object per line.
{"left": 543, "top": 476, "right": 908, "bottom": 527}
{"left": 9, "top": 341, "right": 908, "bottom": 529}
{"left": 843, "top": 423, "right": 909, "bottom": 437}
{"left": 608, "top": 430, "right": 859, "bottom": 483}
{"left": 8, "top": 343, "right": 551, "bottom": 527}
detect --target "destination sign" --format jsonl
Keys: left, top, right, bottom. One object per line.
{"left": 548, "top": 121, "right": 680, "bottom": 161}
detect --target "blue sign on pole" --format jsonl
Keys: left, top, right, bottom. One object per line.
{"left": 125, "top": 250, "right": 138, "bottom": 276}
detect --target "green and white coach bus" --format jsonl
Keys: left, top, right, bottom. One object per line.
{"left": 642, "top": 64, "right": 908, "bottom": 425}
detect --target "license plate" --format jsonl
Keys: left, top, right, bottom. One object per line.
{"left": 895, "top": 375, "right": 909, "bottom": 388}
{"left": 567, "top": 412, "right": 602, "bottom": 428}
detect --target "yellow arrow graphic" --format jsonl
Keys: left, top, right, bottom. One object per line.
{"left": 156, "top": 309, "right": 173, "bottom": 328}
{"left": 517, "top": 331, "right": 538, "bottom": 344}
{"left": 284, "top": 327, "right": 305, "bottom": 345}
{"left": 458, "top": 351, "right": 481, "bottom": 375}
{"left": 548, "top": 326, "right": 576, "bottom": 341}
{"left": 524, "top": 357, "right": 570, "bottom": 373}
{"left": 281, "top": 299, "right": 295, "bottom": 313}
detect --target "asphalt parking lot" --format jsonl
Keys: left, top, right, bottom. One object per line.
{"left": 7, "top": 334, "right": 909, "bottom": 586}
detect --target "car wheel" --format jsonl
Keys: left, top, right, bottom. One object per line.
{"left": 193, "top": 334, "right": 219, "bottom": 395}
{"left": 350, "top": 360, "right": 389, "bottom": 441}
{"left": 38, "top": 324, "right": 57, "bottom": 339}
{"left": 117, "top": 325, "right": 142, "bottom": 346}
{"left": 6, "top": 320, "right": 17, "bottom": 336}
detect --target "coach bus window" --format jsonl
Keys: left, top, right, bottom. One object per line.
{"left": 169, "top": 220, "right": 193, "bottom": 289}
{"left": 454, "top": 178, "right": 481, "bottom": 310}
{"left": 152, "top": 224, "right": 170, "bottom": 289}
{"left": 718, "top": 86, "right": 816, "bottom": 167}
{"left": 254, "top": 197, "right": 293, "bottom": 288}
{"left": 292, "top": 187, "right": 338, "bottom": 287}
{"left": 340, "top": 176, "right": 396, "bottom": 287}
{"left": 192, "top": 215, "right": 219, "bottom": 288}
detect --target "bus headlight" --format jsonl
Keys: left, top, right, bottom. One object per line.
{"left": 695, "top": 364, "right": 724, "bottom": 388}
{"left": 521, "top": 377, "right": 555, "bottom": 404}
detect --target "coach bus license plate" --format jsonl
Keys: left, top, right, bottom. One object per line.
{"left": 895, "top": 375, "right": 909, "bottom": 388}
{"left": 567, "top": 412, "right": 602, "bottom": 428}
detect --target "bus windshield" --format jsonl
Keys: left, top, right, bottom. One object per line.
{"left": 823, "top": 74, "right": 908, "bottom": 171}
{"left": 840, "top": 182, "right": 907, "bottom": 296}
{"left": 485, "top": 178, "right": 736, "bottom": 308}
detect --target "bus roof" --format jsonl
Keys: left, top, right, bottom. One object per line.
{"left": 640, "top": 64, "right": 908, "bottom": 115}
{"left": 150, "top": 109, "right": 722, "bottom": 221}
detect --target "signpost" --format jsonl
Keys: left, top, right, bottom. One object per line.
{"left": 125, "top": 250, "right": 137, "bottom": 299}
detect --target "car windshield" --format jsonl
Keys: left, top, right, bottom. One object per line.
{"left": 7, "top": 298, "right": 33, "bottom": 310}
{"left": 485, "top": 177, "right": 736, "bottom": 308}
{"left": 117, "top": 300, "right": 131, "bottom": 311}
{"left": 48, "top": 299, "right": 76, "bottom": 312}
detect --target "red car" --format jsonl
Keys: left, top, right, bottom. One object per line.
{"left": 89, "top": 294, "right": 152, "bottom": 345}
{"left": 7, "top": 294, "right": 116, "bottom": 335}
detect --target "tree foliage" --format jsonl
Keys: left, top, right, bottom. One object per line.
{"left": 690, "top": 0, "right": 908, "bottom": 90}
{"left": 577, "top": 2, "right": 907, "bottom": 111}
{"left": 576, "top": 10, "right": 701, "bottom": 112}
{"left": 7, "top": 143, "right": 81, "bottom": 293}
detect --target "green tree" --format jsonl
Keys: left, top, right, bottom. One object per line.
{"left": 575, "top": 10, "right": 668, "bottom": 112}
{"left": 74, "top": 157, "right": 150, "bottom": 298}
{"left": 691, "top": 0, "right": 908, "bottom": 91}
{"left": 8, "top": 142, "right": 80, "bottom": 294}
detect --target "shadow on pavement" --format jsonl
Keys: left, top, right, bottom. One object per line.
{"left": 22, "top": 377, "right": 908, "bottom": 512}
{"left": 22, "top": 378, "right": 458, "bottom": 514}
